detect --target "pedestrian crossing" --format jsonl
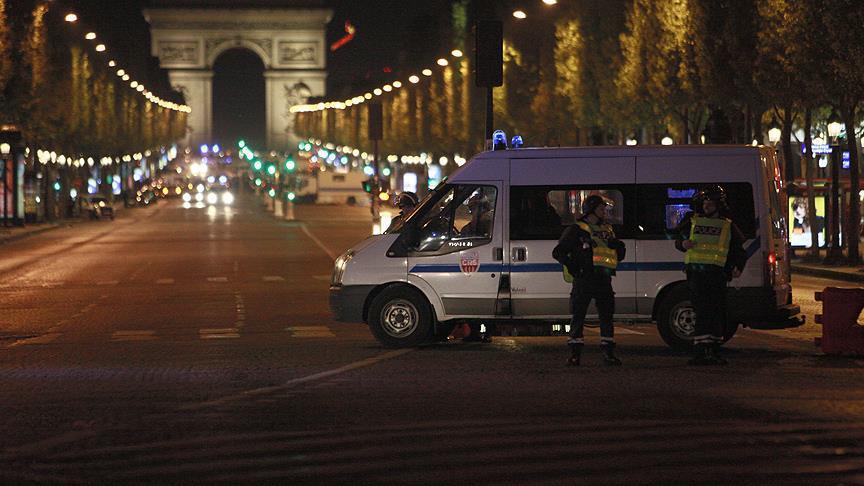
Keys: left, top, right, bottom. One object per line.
{"left": 7, "top": 418, "right": 864, "bottom": 483}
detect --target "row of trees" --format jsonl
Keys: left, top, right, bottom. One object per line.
{"left": 0, "top": 0, "right": 187, "bottom": 159}
{"left": 296, "top": 0, "right": 864, "bottom": 262}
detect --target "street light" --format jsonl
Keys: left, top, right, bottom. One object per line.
{"left": 661, "top": 134, "right": 674, "bottom": 145}
{"left": 513, "top": 10, "right": 527, "bottom": 19}
{"left": 825, "top": 110, "right": 844, "bottom": 264}
{"left": 64, "top": 13, "right": 78, "bottom": 22}
{"left": 768, "top": 119, "right": 782, "bottom": 145}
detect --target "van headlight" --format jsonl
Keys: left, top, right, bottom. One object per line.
{"left": 331, "top": 250, "right": 354, "bottom": 286}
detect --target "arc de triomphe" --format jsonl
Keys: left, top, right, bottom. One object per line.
{"left": 145, "top": 6, "right": 331, "bottom": 149}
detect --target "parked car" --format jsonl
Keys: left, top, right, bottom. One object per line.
{"left": 87, "top": 196, "right": 114, "bottom": 220}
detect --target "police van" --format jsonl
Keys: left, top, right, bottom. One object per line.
{"left": 329, "top": 145, "right": 803, "bottom": 349}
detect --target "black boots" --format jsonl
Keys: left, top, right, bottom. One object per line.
{"left": 567, "top": 343, "right": 583, "bottom": 366}
{"left": 687, "top": 343, "right": 727, "bottom": 366}
{"left": 600, "top": 342, "right": 622, "bottom": 366}
{"left": 568, "top": 342, "right": 621, "bottom": 366}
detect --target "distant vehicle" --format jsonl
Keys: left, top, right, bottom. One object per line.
{"left": 86, "top": 196, "right": 114, "bottom": 220}
{"left": 315, "top": 171, "right": 368, "bottom": 205}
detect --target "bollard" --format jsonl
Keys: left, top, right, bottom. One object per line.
{"left": 284, "top": 200, "right": 295, "bottom": 221}
{"left": 814, "top": 287, "right": 864, "bottom": 355}
{"left": 274, "top": 198, "right": 284, "bottom": 217}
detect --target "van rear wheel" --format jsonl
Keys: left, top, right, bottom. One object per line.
{"left": 656, "top": 285, "right": 738, "bottom": 351}
{"left": 368, "top": 286, "right": 434, "bottom": 348}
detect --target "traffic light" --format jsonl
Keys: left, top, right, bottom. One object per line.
{"left": 284, "top": 157, "right": 295, "bottom": 172}
{"left": 362, "top": 178, "right": 374, "bottom": 193}
{"left": 266, "top": 164, "right": 276, "bottom": 176}
{"left": 475, "top": 20, "right": 503, "bottom": 88}
{"left": 252, "top": 160, "right": 263, "bottom": 171}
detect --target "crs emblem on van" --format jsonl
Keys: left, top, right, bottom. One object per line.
{"left": 459, "top": 250, "right": 480, "bottom": 274}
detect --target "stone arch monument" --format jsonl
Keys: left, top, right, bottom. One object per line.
{"left": 145, "top": 5, "right": 331, "bottom": 149}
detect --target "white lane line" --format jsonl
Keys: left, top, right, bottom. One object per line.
{"left": 179, "top": 348, "right": 413, "bottom": 411}
{"left": 300, "top": 223, "right": 336, "bottom": 260}
{"left": 616, "top": 328, "right": 646, "bottom": 335}
{"left": 206, "top": 277, "right": 228, "bottom": 283}
{"left": 96, "top": 280, "right": 119, "bottom": 286}
{"left": 111, "top": 330, "right": 157, "bottom": 342}
{"left": 286, "top": 326, "right": 336, "bottom": 338}
{"left": 262, "top": 276, "right": 285, "bottom": 282}
{"left": 156, "top": 278, "right": 174, "bottom": 285}
{"left": 9, "top": 333, "right": 61, "bottom": 346}
{"left": 199, "top": 328, "right": 240, "bottom": 339}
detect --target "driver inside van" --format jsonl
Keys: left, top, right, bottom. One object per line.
{"left": 459, "top": 192, "right": 493, "bottom": 238}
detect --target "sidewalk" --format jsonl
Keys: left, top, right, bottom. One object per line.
{"left": 790, "top": 248, "right": 864, "bottom": 283}
{"left": 0, "top": 203, "right": 129, "bottom": 245}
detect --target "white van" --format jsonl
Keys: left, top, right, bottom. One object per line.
{"left": 330, "top": 146, "right": 803, "bottom": 349}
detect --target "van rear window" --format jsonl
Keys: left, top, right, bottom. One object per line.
{"left": 636, "top": 183, "right": 756, "bottom": 239}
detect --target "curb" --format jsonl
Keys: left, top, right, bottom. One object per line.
{"left": 791, "top": 264, "right": 864, "bottom": 284}
{"left": 0, "top": 224, "right": 63, "bottom": 245}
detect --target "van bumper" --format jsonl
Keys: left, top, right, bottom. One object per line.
{"left": 729, "top": 288, "right": 805, "bottom": 329}
{"left": 329, "top": 285, "right": 375, "bottom": 323}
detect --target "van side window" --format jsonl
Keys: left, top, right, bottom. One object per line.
{"left": 636, "top": 183, "right": 756, "bottom": 239}
{"left": 511, "top": 187, "right": 627, "bottom": 240}
{"left": 412, "top": 185, "right": 497, "bottom": 252}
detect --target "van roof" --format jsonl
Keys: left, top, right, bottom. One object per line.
{"left": 474, "top": 145, "right": 772, "bottom": 160}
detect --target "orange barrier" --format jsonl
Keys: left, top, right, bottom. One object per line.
{"left": 814, "top": 287, "right": 864, "bottom": 355}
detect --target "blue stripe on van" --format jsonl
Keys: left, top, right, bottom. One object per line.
{"left": 409, "top": 262, "right": 686, "bottom": 273}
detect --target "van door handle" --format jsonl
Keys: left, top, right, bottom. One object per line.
{"left": 511, "top": 247, "right": 527, "bottom": 262}
{"left": 493, "top": 247, "right": 504, "bottom": 261}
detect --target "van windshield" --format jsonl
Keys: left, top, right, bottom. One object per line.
{"left": 385, "top": 179, "right": 447, "bottom": 234}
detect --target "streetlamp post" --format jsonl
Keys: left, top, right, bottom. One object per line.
{"left": 0, "top": 127, "right": 23, "bottom": 227}
{"left": 824, "top": 110, "right": 844, "bottom": 264}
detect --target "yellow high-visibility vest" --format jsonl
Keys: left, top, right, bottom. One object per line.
{"left": 578, "top": 221, "right": 619, "bottom": 270}
{"left": 685, "top": 216, "right": 731, "bottom": 267}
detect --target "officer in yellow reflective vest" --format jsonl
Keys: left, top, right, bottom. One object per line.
{"left": 553, "top": 195, "right": 626, "bottom": 366}
{"left": 675, "top": 186, "right": 747, "bottom": 366}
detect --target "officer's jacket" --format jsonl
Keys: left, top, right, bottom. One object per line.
{"left": 553, "top": 219, "right": 626, "bottom": 277}
{"left": 675, "top": 212, "right": 747, "bottom": 277}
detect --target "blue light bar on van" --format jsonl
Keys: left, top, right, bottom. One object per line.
{"left": 667, "top": 188, "right": 696, "bottom": 199}
{"left": 492, "top": 130, "right": 508, "bottom": 151}
{"left": 511, "top": 135, "right": 524, "bottom": 148}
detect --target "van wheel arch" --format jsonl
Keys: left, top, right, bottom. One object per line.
{"left": 363, "top": 282, "right": 438, "bottom": 323}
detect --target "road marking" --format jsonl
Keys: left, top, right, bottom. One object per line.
{"left": 111, "top": 330, "right": 157, "bottom": 342}
{"left": 285, "top": 326, "right": 336, "bottom": 338}
{"left": 179, "top": 348, "right": 413, "bottom": 411}
{"left": 199, "top": 328, "right": 240, "bottom": 339}
{"left": 582, "top": 327, "right": 645, "bottom": 336}
{"left": 262, "top": 276, "right": 285, "bottom": 282}
{"left": 156, "top": 278, "right": 174, "bottom": 285}
{"left": 9, "top": 333, "right": 61, "bottom": 346}
{"left": 96, "top": 280, "right": 119, "bottom": 286}
{"left": 312, "top": 275, "right": 331, "bottom": 281}
{"left": 207, "top": 277, "right": 228, "bottom": 283}
{"left": 300, "top": 223, "right": 336, "bottom": 260}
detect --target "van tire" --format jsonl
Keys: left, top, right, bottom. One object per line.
{"left": 656, "top": 285, "right": 695, "bottom": 351}
{"left": 368, "top": 286, "right": 434, "bottom": 348}
{"left": 657, "top": 285, "right": 739, "bottom": 351}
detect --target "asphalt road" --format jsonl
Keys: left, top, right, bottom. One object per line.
{"left": 1, "top": 195, "right": 863, "bottom": 484}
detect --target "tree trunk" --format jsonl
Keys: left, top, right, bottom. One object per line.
{"left": 841, "top": 101, "right": 860, "bottom": 264}
{"left": 804, "top": 108, "right": 820, "bottom": 259}
{"left": 781, "top": 106, "right": 794, "bottom": 184}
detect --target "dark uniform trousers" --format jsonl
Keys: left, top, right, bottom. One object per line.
{"left": 568, "top": 270, "right": 615, "bottom": 342}
{"left": 687, "top": 265, "right": 727, "bottom": 344}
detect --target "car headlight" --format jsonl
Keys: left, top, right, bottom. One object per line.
{"left": 182, "top": 193, "right": 192, "bottom": 202}
{"left": 331, "top": 250, "right": 354, "bottom": 287}
{"left": 206, "top": 192, "right": 218, "bottom": 205}
{"left": 221, "top": 192, "right": 234, "bottom": 205}
{"left": 195, "top": 193, "right": 204, "bottom": 202}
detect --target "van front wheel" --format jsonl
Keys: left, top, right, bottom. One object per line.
{"left": 368, "top": 287, "right": 434, "bottom": 348}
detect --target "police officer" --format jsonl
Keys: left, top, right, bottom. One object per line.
{"left": 388, "top": 191, "right": 418, "bottom": 230}
{"left": 675, "top": 185, "right": 747, "bottom": 366}
{"left": 553, "top": 195, "right": 626, "bottom": 366}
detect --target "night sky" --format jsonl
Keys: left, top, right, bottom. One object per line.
{"left": 73, "top": 0, "right": 456, "bottom": 145}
